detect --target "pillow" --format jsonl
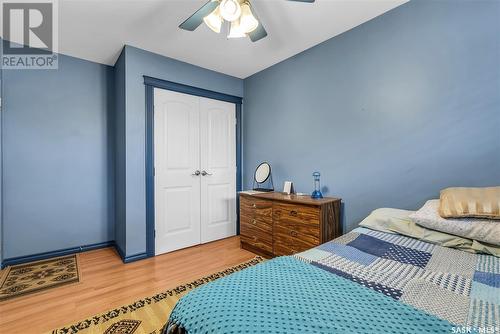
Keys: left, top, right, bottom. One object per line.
{"left": 359, "top": 207, "right": 500, "bottom": 257}
{"left": 439, "top": 186, "right": 500, "bottom": 219}
{"left": 409, "top": 200, "right": 500, "bottom": 245}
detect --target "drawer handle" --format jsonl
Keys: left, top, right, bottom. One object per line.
{"left": 252, "top": 204, "right": 257, "bottom": 208}
{"left": 290, "top": 210, "right": 298, "bottom": 216}
{"left": 253, "top": 236, "right": 257, "bottom": 241}
{"left": 252, "top": 220, "right": 257, "bottom": 225}
{"left": 290, "top": 230, "right": 298, "bottom": 237}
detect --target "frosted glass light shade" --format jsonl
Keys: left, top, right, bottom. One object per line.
{"left": 227, "top": 19, "right": 246, "bottom": 38}
{"left": 203, "top": 7, "right": 222, "bottom": 33}
{"left": 239, "top": 3, "right": 258, "bottom": 34}
{"left": 219, "top": 0, "right": 241, "bottom": 22}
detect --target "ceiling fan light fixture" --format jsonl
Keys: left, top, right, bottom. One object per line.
{"left": 203, "top": 7, "right": 222, "bottom": 33}
{"left": 219, "top": 0, "right": 242, "bottom": 22}
{"left": 239, "top": 2, "right": 258, "bottom": 34}
{"left": 227, "top": 19, "right": 246, "bottom": 39}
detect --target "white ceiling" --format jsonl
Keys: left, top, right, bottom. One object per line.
{"left": 2, "top": 0, "right": 408, "bottom": 78}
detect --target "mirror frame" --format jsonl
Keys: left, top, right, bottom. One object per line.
{"left": 254, "top": 162, "right": 271, "bottom": 184}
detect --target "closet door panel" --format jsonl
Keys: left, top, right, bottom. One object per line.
{"left": 154, "top": 89, "right": 201, "bottom": 255}
{"left": 200, "top": 97, "right": 237, "bottom": 243}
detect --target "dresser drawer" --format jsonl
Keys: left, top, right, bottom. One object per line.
{"left": 240, "top": 195, "right": 273, "bottom": 210}
{"left": 273, "top": 230, "right": 317, "bottom": 256}
{"left": 240, "top": 196, "right": 273, "bottom": 222}
{"left": 240, "top": 236, "right": 273, "bottom": 255}
{"left": 274, "top": 203, "right": 320, "bottom": 239}
{"left": 240, "top": 208, "right": 272, "bottom": 225}
{"left": 273, "top": 242, "right": 294, "bottom": 257}
{"left": 273, "top": 224, "right": 319, "bottom": 246}
{"left": 241, "top": 217, "right": 272, "bottom": 236}
{"left": 240, "top": 218, "right": 273, "bottom": 254}
{"left": 273, "top": 202, "right": 319, "bottom": 225}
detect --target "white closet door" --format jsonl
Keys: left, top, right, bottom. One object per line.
{"left": 200, "top": 97, "right": 237, "bottom": 243}
{"left": 154, "top": 89, "right": 201, "bottom": 255}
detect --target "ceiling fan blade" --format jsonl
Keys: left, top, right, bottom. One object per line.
{"left": 287, "top": 0, "right": 315, "bottom": 2}
{"left": 248, "top": 23, "right": 268, "bottom": 42}
{"left": 179, "top": 1, "right": 220, "bottom": 31}
{"left": 247, "top": 3, "right": 268, "bottom": 42}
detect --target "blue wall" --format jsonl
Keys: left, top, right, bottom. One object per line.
{"left": 243, "top": 0, "right": 500, "bottom": 232}
{"left": 0, "top": 43, "right": 243, "bottom": 262}
{"left": 1, "top": 52, "right": 115, "bottom": 259}
{"left": 2, "top": 0, "right": 498, "bottom": 262}
{"left": 114, "top": 48, "right": 127, "bottom": 256}
{"left": 116, "top": 45, "right": 243, "bottom": 257}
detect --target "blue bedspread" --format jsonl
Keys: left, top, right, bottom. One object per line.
{"left": 165, "top": 227, "right": 500, "bottom": 334}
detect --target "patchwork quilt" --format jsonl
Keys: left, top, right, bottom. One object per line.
{"left": 164, "top": 228, "right": 500, "bottom": 334}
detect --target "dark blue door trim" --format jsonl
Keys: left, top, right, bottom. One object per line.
{"left": 145, "top": 84, "right": 155, "bottom": 258}
{"left": 144, "top": 76, "right": 243, "bottom": 258}
{"left": 144, "top": 76, "right": 243, "bottom": 104}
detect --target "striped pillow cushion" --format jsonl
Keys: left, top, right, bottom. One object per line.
{"left": 439, "top": 187, "right": 500, "bottom": 219}
{"left": 411, "top": 199, "right": 500, "bottom": 245}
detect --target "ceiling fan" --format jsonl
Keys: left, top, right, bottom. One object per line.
{"left": 179, "top": 0, "right": 315, "bottom": 42}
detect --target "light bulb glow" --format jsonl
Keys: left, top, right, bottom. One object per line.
{"left": 219, "top": 0, "right": 241, "bottom": 22}
{"left": 227, "top": 19, "right": 246, "bottom": 38}
{"left": 239, "top": 2, "right": 258, "bottom": 34}
{"left": 203, "top": 7, "right": 222, "bottom": 33}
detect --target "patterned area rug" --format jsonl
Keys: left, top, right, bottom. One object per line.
{"left": 46, "top": 256, "right": 264, "bottom": 334}
{"left": 0, "top": 254, "right": 80, "bottom": 302}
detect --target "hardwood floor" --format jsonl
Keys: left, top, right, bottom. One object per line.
{"left": 0, "top": 236, "right": 256, "bottom": 333}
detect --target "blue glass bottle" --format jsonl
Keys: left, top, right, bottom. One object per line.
{"left": 311, "top": 172, "right": 323, "bottom": 199}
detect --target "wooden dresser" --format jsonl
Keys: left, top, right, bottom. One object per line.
{"left": 239, "top": 192, "right": 341, "bottom": 257}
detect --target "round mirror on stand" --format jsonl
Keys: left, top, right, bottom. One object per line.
{"left": 253, "top": 162, "right": 274, "bottom": 192}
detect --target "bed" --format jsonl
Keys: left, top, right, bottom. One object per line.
{"left": 163, "top": 211, "right": 500, "bottom": 334}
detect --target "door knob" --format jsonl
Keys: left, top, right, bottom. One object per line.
{"left": 192, "top": 170, "right": 201, "bottom": 176}
{"left": 201, "top": 170, "right": 212, "bottom": 176}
